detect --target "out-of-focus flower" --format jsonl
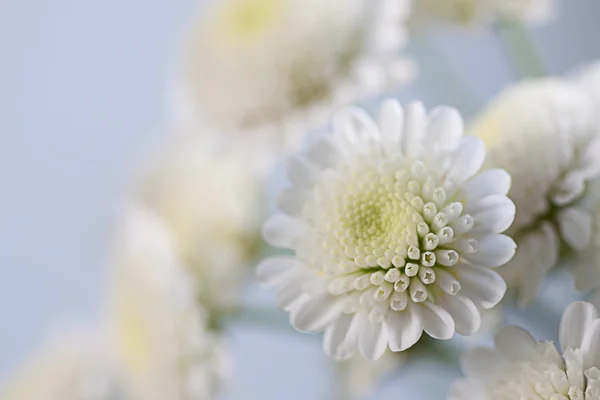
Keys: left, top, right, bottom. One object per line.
{"left": 110, "top": 203, "right": 230, "bottom": 400}
{"left": 0, "top": 328, "right": 116, "bottom": 400}
{"left": 470, "top": 79, "right": 600, "bottom": 305}
{"left": 450, "top": 301, "right": 600, "bottom": 399}
{"left": 135, "top": 135, "right": 265, "bottom": 315}
{"left": 335, "top": 350, "right": 407, "bottom": 400}
{"left": 409, "top": 0, "right": 556, "bottom": 28}
{"left": 177, "top": 0, "right": 414, "bottom": 150}
{"left": 258, "top": 99, "right": 516, "bottom": 360}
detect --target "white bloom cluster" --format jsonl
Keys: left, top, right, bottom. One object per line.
{"left": 177, "top": 0, "right": 414, "bottom": 149}
{"left": 135, "top": 135, "right": 264, "bottom": 314}
{"left": 110, "top": 203, "right": 230, "bottom": 400}
{"left": 470, "top": 79, "right": 600, "bottom": 304}
{"left": 410, "top": 0, "right": 556, "bottom": 28}
{"left": 451, "top": 301, "right": 600, "bottom": 400}
{"left": 258, "top": 99, "right": 516, "bottom": 360}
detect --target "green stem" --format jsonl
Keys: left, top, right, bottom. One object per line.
{"left": 409, "top": 34, "right": 480, "bottom": 118}
{"left": 496, "top": 19, "right": 546, "bottom": 79}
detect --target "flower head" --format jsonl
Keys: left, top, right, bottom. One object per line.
{"left": 450, "top": 301, "right": 600, "bottom": 399}
{"left": 470, "top": 79, "right": 600, "bottom": 304}
{"left": 177, "top": 0, "right": 414, "bottom": 149}
{"left": 110, "top": 203, "right": 230, "bottom": 400}
{"left": 409, "top": 0, "right": 556, "bottom": 28}
{"left": 0, "top": 328, "right": 116, "bottom": 400}
{"left": 135, "top": 135, "right": 264, "bottom": 314}
{"left": 258, "top": 99, "right": 516, "bottom": 360}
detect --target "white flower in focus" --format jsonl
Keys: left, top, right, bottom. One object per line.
{"left": 470, "top": 79, "right": 600, "bottom": 305}
{"left": 450, "top": 301, "right": 600, "bottom": 400}
{"left": 335, "top": 350, "right": 407, "bottom": 400}
{"left": 0, "top": 329, "right": 116, "bottom": 400}
{"left": 409, "top": 0, "right": 556, "bottom": 28}
{"left": 110, "top": 203, "right": 230, "bottom": 400}
{"left": 177, "top": 0, "right": 414, "bottom": 149}
{"left": 136, "top": 136, "right": 264, "bottom": 314}
{"left": 258, "top": 99, "right": 516, "bottom": 360}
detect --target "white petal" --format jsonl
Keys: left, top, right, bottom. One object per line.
{"left": 402, "top": 101, "right": 427, "bottom": 159}
{"left": 333, "top": 107, "right": 379, "bottom": 151}
{"left": 461, "top": 169, "right": 512, "bottom": 205}
{"left": 262, "top": 214, "right": 304, "bottom": 249}
{"left": 290, "top": 293, "right": 343, "bottom": 333}
{"left": 359, "top": 321, "right": 389, "bottom": 360}
{"left": 286, "top": 154, "right": 318, "bottom": 189}
{"left": 461, "top": 347, "right": 507, "bottom": 380}
{"left": 456, "top": 266, "right": 506, "bottom": 309}
{"left": 560, "top": 301, "right": 598, "bottom": 351}
{"left": 421, "top": 302, "right": 455, "bottom": 340}
{"left": 439, "top": 295, "right": 481, "bottom": 336}
{"left": 377, "top": 98, "right": 404, "bottom": 144}
{"left": 323, "top": 314, "right": 355, "bottom": 360}
{"left": 276, "top": 187, "right": 308, "bottom": 217}
{"left": 494, "top": 325, "right": 539, "bottom": 362}
{"left": 553, "top": 170, "right": 586, "bottom": 206}
{"left": 573, "top": 257, "right": 600, "bottom": 292}
{"left": 462, "top": 234, "right": 516, "bottom": 268}
{"left": 469, "top": 195, "right": 516, "bottom": 235}
{"left": 276, "top": 279, "right": 308, "bottom": 311}
{"left": 307, "top": 137, "right": 338, "bottom": 169}
{"left": 425, "top": 106, "right": 464, "bottom": 153}
{"left": 445, "top": 136, "right": 485, "bottom": 186}
{"left": 386, "top": 304, "right": 423, "bottom": 352}
{"left": 256, "top": 257, "right": 303, "bottom": 286}
{"left": 582, "top": 318, "right": 600, "bottom": 369}
{"left": 557, "top": 207, "right": 592, "bottom": 251}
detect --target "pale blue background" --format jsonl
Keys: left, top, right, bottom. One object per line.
{"left": 1, "top": 1, "right": 599, "bottom": 398}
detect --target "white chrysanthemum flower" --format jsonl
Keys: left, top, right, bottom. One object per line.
{"left": 470, "top": 79, "right": 600, "bottom": 305}
{"left": 177, "top": 0, "right": 414, "bottom": 149}
{"left": 257, "top": 99, "right": 516, "bottom": 360}
{"left": 0, "top": 328, "right": 116, "bottom": 400}
{"left": 409, "top": 0, "right": 556, "bottom": 28}
{"left": 135, "top": 136, "right": 264, "bottom": 314}
{"left": 110, "top": 203, "right": 230, "bottom": 400}
{"left": 450, "top": 301, "right": 600, "bottom": 400}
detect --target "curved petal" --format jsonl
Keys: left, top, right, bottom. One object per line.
{"left": 449, "top": 378, "right": 489, "bottom": 400}
{"left": 469, "top": 195, "right": 516, "bottom": 235}
{"left": 461, "top": 347, "right": 507, "bottom": 380}
{"left": 386, "top": 304, "right": 423, "bottom": 352}
{"left": 307, "top": 137, "right": 339, "bottom": 170}
{"left": 439, "top": 295, "right": 481, "bottom": 336}
{"left": 581, "top": 319, "right": 600, "bottom": 369}
{"left": 560, "top": 301, "right": 598, "bottom": 351}
{"left": 462, "top": 234, "right": 516, "bottom": 268}
{"left": 456, "top": 266, "right": 506, "bottom": 309}
{"left": 377, "top": 98, "right": 404, "bottom": 145}
{"left": 290, "top": 293, "right": 343, "bottom": 333}
{"left": 358, "top": 320, "right": 389, "bottom": 360}
{"left": 276, "top": 278, "right": 309, "bottom": 311}
{"left": 421, "top": 302, "right": 455, "bottom": 340}
{"left": 557, "top": 207, "right": 592, "bottom": 251}
{"left": 402, "top": 101, "right": 427, "bottom": 159}
{"left": 425, "top": 106, "right": 464, "bottom": 153}
{"left": 286, "top": 154, "right": 318, "bottom": 189}
{"left": 276, "top": 187, "right": 309, "bottom": 217}
{"left": 445, "top": 136, "right": 485, "bottom": 186}
{"left": 256, "top": 256, "right": 304, "bottom": 286}
{"left": 461, "top": 169, "right": 511, "bottom": 205}
{"left": 494, "top": 325, "right": 539, "bottom": 362}
{"left": 323, "top": 313, "right": 355, "bottom": 360}
{"left": 262, "top": 214, "right": 304, "bottom": 249}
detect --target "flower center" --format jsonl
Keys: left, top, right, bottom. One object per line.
{"left": 301, "top": 154, "right": 473, "bottom": 319}
{"left": 220, "top": 0, "right": 285, "bottom": 43}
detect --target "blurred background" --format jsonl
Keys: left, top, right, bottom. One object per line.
{"left": 1, "top": 0, "right": 600, "bottom": 398}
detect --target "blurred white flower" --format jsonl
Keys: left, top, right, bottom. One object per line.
{"left": 450, "top": 301, "right": 600, "bottom": 400}
{"left": 409, "top": 0, "right": 556, "bottom": 28}
{"left": 110, "top": 203, "right": 230, "bottom": 400}
{"left": 0, "top": 328, "right": 116, "bottom": 400}
{"left": 470, "top": 79, "right": 600, "bottom": 305}
{"left": 135, "top": 135, "right": 264, "bottom": 314}
{"left": 258, "top": 99, "right": 516, "bottom": 360}
{"left": 177, "top": 0, "right": 414, "bottom": 150}
{"left": 335, "top": 350, "right": 407, "bottom": 400}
